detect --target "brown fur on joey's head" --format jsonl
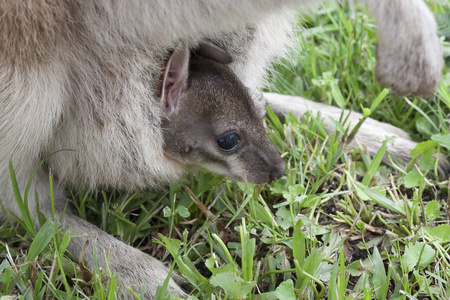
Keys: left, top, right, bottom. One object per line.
{"left": 160, "top": 44, "right": 285, "bottom": 184}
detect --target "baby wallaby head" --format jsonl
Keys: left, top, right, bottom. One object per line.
{"left": 160, "top": 43, "right": 285, "bottom": 184}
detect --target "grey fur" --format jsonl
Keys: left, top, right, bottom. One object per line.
{"left": 0, "top": 0, "right": 444, "bottom": 298}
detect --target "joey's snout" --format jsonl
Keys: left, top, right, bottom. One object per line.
{"left": 269, "top": 158, "right": 286, "bottom": 182}
{"left": 261, "top": 150, "right": 286, "bottom": 183}
{"left": 235, "top": 139, "right": 286, "bottom": 184}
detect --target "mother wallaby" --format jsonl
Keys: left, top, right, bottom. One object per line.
{"left": 0, "top": 0, "right": 444, "bottom": 298}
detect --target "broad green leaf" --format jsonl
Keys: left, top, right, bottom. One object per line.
{"left": 426, "top": 201, "right": 441, "bottom": 221}
{"left": 328, "top": 250, "right": 340, "bottom": 300}
{"left": 431, "top": 134, "right": 450, "bottom": 150}
{"left": 346, "top": 260, "right": 363, "bottom": 276}
{"left": 321, "top": 71, "right": 345, "bottom": 108}
{"left": 409, "top": 141, "right": 438, "bottom": 158}
{"left": 296, "top": 251, "right": 323, "bottom": 290}
{"left": 418, "top": 147, "right": 435, "bottom": 171}
{"left": 362, "top": 107, "right": 371, "bottom": 118}
{"left": 412, "top": 270, "right": 426, "bottom": 291}
{"left": 282, "top": 184, "right": 305, "bottom": 203}
{"left": 0, "top": 259, "right": 10, "bottom": 273}
{"left": 275, "top": 207, "right": 293, "bottom": 230}
{"left": 298, "top": 215, "right": 331, "bottom": 237}
{"left": 416, "top": 116, "right": 438, "bottom": 136}
{"left": 2, "top": 267, "right": 12, "bottom": 295}
{"left": 276, "top": 279, "right": 296, "bottom": 300}
{"left": 240, "top": 220, "right": 255, "bottom": 282}
{"left": 428, "top": 225, "right": 450, "bottom": 243}
{"left": 372, "top": 247, "right": 387, "bottom": 300}
{"left": 27, "top": 220, "right": 56, "bottom": 261}
{"left": 292, "top": 220, "right": 305, "bottom": 266}
{"left": 270, "top": 178, "right": 287, "bottom": 195}
{"left": 369, "top": 89, "right": 389, "bottom": 113}
{"left": 176, "top": 205, "right": 190, "bottom": 218}
{"left": 209, "top": 264, "right": 235, "bottom": 276}
{"left": 254, "top": 291, "right": 278, "bottom": 300}
{"left": 210, "top": 272, "right": 256, "bottom": 298}
{"left": 362, "top": 142, "right": 387, "bottom": 186}
{"left": 405, "top": 242, "right": 435, "bottom": 272}
{"left": 299, "top": 195, "right": 321, "bottom": 208}
{"left": 356, "top": 183, "right": 405, "bottom": 215}
{"left": 404, "top": 170, "right": 423, "bottom": 188}
{"left": 205, "top": 257, "right": 218, "bottom": 270}
{"left": 252, "top": 202, "right": 274, "bottom": 227}
{"left": 437, "top": 81, "right": 450, "bottom": 108}
{"left": 163, "top": 206, "right": 172, "bottom": 217}
{"left": 33, "top": 272, "right": 45, "bottom": 299}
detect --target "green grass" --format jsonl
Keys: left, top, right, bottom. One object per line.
{"left": 1, "top": 1, "right": 450, "bottom": 299}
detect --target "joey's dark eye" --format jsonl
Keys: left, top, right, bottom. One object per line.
{"left": 217, "top": 132, "right": 240, "bottom": 152}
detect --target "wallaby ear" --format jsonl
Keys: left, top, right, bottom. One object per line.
{"left": 195, "top": 41, "right": 233, "bottom": 64}
{"left": 161, "top": 43, "right": 190, "bottom": 114}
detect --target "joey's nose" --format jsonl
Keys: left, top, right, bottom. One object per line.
{"left": 269, "top": 160, "right": 286, "bottom": 182}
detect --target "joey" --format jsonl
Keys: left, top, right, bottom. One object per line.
{"left": 160, "top": 44, "right": 286, "bottom": 183}
{"left": 0, "top": 1, "right": 445, "bottom": 298}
